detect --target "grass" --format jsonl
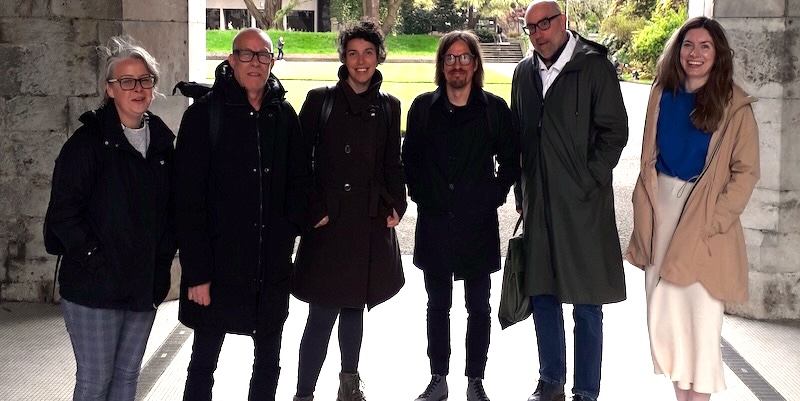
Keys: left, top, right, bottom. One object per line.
{"left": 204, "top": 60, "right": 514, "bottom": 132}
{"left": 207, "top": 30, "right": 441, "bottom": 56}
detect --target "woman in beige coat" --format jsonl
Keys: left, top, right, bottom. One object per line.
{"left": 625, "top": 17, "right": 760, "bottom": 401}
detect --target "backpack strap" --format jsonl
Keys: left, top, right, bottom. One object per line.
{"left": 314, "top": 85, "right": 336, "bottom": 171}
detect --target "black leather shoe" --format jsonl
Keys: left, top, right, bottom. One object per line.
{"left": 527, "top": 380, "right": 565, "bottom": 401}
{"left": 571, "top": 396, "right": 594, "bottom": 401}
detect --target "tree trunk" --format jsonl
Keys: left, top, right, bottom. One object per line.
{"left": 467, "top": 6, "right": 476, "bottom": 30}
{"left": 363, "top": 0, "right": 380, "bottom": 22}
{"left": 242, "top": 0, "right": 281, "bottom": 30}
{"left": 381, "top": 0, "right": 405, "bottom": 36}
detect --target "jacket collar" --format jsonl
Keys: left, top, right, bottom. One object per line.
{"left": 79, "top": 102, "right": 175, "bottom": 157}
{"left": 431, "top": 85, "right": 488, "bottom": 109}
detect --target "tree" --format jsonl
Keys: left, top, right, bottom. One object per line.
{"left": 382, "top": 0, "right": 406, "bottom": 34}
{"left": 243, "top": 0, "right": 281, "bottom": 30}
{"left": 567, "top": 0, "right": 612, "bottom": 33}
{"left": 364, "top": 0, "right": 380, "bottom": 22}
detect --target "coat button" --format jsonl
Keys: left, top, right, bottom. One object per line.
{"left": 264, "top": 167, "right": 270, "bottom": 173}
{"left": 253, "top": 168, "right": 257, "bottom": 173}
{"left": 268, "top": 113, "right": 273, "bottom": 118}
{"left": 449, "top": 184, "right": 454, "bottom": 190}
{"left": 449, "top": 212, "right": 455, "bottom": 218}
{"left": 344, "top": 145, "right": 351, "bottom": 154}
{"left": 344, "top": 183, "right": 351, "bottom": 192}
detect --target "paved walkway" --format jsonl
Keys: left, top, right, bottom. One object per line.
{"left": 1, "top": 69, "right": 798, "bottom": 401}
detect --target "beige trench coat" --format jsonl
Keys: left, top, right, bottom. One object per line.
{"left": 625, "top": 83, "right": 760, "bottom": 303}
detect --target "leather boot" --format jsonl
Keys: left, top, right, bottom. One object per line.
{"left": 293, "top": 396, "right": 314, "bottom": 401}
{"left": 414, "top": 374, "right": 448, "bottom": 401}
{"left": 337, "top": 371, "right": 366, "bottom": 401}
{"left": 466, "top": 377, "right": 490, "bottom": 401}
{"left": 527, "top": 380, "right": 565, "bottom": 401}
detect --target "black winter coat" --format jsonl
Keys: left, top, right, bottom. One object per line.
{"left": 403, "top": 87, "right": 520, "bottom": 279}
{"left": 174, "top": 68, "right": 311, "bottom": 335}
{"left": 292, "top": 68, "right": 406, "bottom": 309}
{"left": 512, "top": 33, "right": 628, "bottom": 304}
{"left": 45, "top": 103, "right": 176, "bottom": 311}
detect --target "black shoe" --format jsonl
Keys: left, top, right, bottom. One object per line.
{"left": 527, "top": 380, "right": 565, "bottom": 401}
{"left": 467, "top": 377, "right": 490, "bottom": 401}
{"left": 415, "top": 374, "right": 448, "bottom": 401}
{"left": 571, "top": 396, "right": 594, "bottom": 401}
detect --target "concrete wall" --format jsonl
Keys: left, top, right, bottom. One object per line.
{"left": 0, "top": 0, "right": 202, "bottom": 302}
{"left": 690, "top": 0, "right": 800, "bottom": 319}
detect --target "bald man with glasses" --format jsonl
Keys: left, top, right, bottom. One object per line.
{"left": 174, "top": 28, "right": 311, "bottom": 401}
{"left": 511, "top": 1, "right": 629, "bottom": 401}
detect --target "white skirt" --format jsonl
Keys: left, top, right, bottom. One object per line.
{"left": 644, "top": 173, "right": 726, "bottom": 394}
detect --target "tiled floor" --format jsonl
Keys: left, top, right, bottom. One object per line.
{"left": 2, "top": 259, "right": 799, "bottom": 401}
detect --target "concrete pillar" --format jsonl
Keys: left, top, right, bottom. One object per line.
{"left": 0, "top": 0, "right": 201, "bottom": 302}
{"left": 689, "top": 0, "right": 800, "bottom": 319}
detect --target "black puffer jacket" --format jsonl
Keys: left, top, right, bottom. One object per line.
{"left": 174, "top": 64, "right": 311, "bottom": 335}
{"left": 45, "top": 102, "right": 177, "bottom": 311}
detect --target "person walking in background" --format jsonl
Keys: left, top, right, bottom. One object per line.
{"left": 277, "top": 36, "right": 285, "bottom": 60}
{"left": 403, "top": 30, "right": 520, "bottom": 401}
{"left": 44, "top": 35, "right": 176, "bottom": 401}
{"left": 511, "top": 1, "right": 629, "bottom": 400}
{"left": 626, "top": 17, "right": 760, "bottom": 401}
{"left": 173, "top": 28, "right": 310, "bottom": 401}
{"left": 290, "top": 21, "right": 406, "bottom": 401}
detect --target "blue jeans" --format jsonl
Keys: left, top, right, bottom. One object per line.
{"left": 61, "top": 299, "right": 156, "bottom": 401}
{"left": 531, "top": 294, "right": 603, "bottom": 400}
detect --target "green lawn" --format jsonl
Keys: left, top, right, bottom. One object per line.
{"left": 207, "top": 30, "right": 441, "bottom": 56}
{"left": 204, "top": 60, "right": 513, "bottom": 132}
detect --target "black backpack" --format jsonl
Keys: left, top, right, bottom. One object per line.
{"left": 172, "top": 61, "right": 231, "bottom": 149}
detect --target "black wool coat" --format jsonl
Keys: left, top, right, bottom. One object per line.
{"left": 512, "top": 33, "right": 628, "bottom": 305}
{"left": 402, "top": 87, "right": 520, "bottom": 280}
{"left": 174, "top": 70, "right": 311, "bottom": 335}
{"left": 46, "top": 103, "right": 176, "bottom": 311}
{"left": 292, "top": 68, "right": 406, "bottom": 309}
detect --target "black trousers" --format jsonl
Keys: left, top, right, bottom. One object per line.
{"left": 424, "top": 272, "right": 491, "bottom": 378}
{"left": 295, "top": 304, "right": 364, "bottom": 397}
{"left": 183, "top": 285, "right": 289, "bottom": 401}
{"left": 183, "top": 325, "right": 283, "bottom": 401}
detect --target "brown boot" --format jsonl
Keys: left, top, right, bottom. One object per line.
{"left": 337, "top": 371, "right": 366, "bottom": 401}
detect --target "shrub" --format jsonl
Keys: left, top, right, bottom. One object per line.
{"left": 628, "top": 6, "right": 686, "bottom": 73}
{"left": 399, "top": 5, "right": 434, "bottom": 34}
{"left": 474, "top": 28, "right": 495, "bottom": 43}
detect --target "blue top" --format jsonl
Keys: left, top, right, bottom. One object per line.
{"left": 655, "top": 88, "right": 712, "bottom": 181}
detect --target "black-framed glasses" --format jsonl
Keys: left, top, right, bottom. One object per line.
{"left": 107, "top": 75, "right": 157, "bottom": 90}
{"left": 444, "top": 53, "right": 476, "bottom": 66}
{"left": 234, "top": 49, "right": 274, "bottom": 64}
{"left": 522, "top": 13, "right": 562, "bottom": 35}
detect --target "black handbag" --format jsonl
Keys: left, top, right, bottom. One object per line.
{"left": 498, "top": 216, "right": 531, "bottom": 329}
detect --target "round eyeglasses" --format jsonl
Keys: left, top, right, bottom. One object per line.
{"left": 107, "top": 76, "right": 157, "bottom": 91}
{"left": 522, "top": 13, "right": 562, "bottom": 35}
{"left": 234, "top": 49, "right": 274, "bottom": 64}
{"left": 444, "top": 53, "right": 476, "bottom": 66}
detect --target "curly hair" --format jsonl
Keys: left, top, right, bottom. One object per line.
{"left": 97, "top": 35, "right": 161, "bottom": 105}
{"left": 655, "top": 17, "right": 734, "bottom": 133}
{"left": 337, "top": 20, "right": 387, "bottom": 64}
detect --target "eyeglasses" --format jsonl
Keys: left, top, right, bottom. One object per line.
{"left": 522, "top": 13, "right": 562, "bottom": 35}
{"left": 107, "top": 75, "right": 157, "bottom": 90}
{"left": 444, "top": 53, "right": 476, "bottom": 66}
{"left": 234, "top": 49, "right": 274, "bottom": 64}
